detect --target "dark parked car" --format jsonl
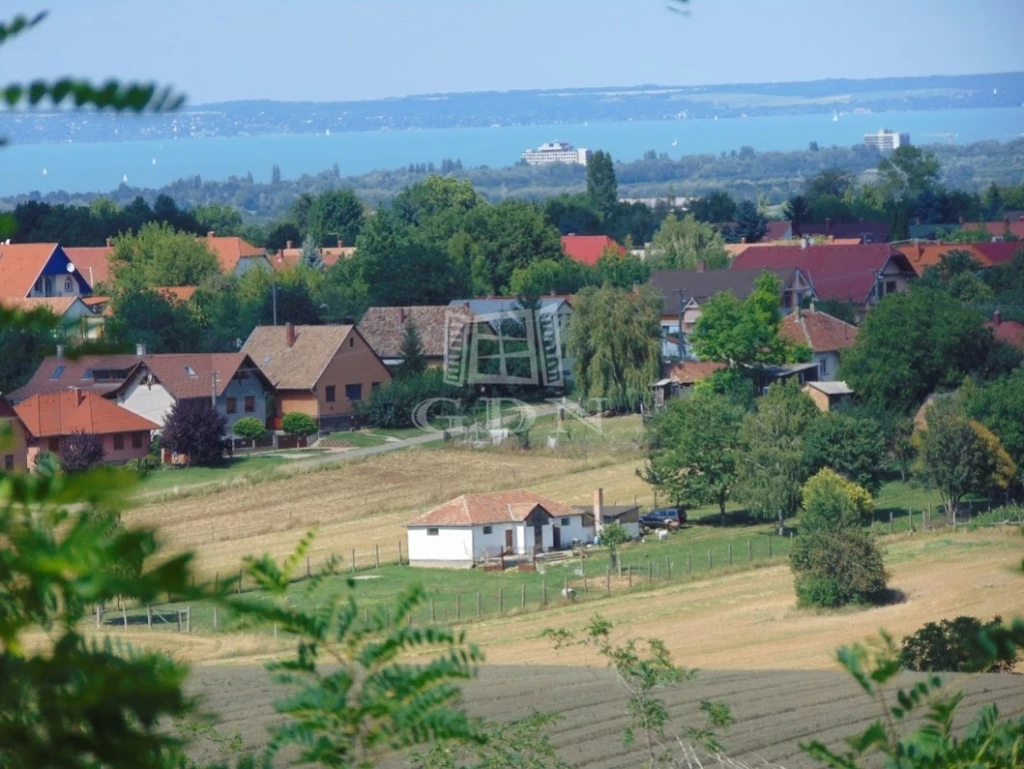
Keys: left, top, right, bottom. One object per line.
{"left": 639, "top": 508, "right": 686, "bottom": 529}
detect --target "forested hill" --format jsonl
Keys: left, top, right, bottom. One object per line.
{"left": 1, "top": 72, "right": 1021, "bottom": 145}
{"left": 4, "top": 138, "right": 1021, "bottom": 222}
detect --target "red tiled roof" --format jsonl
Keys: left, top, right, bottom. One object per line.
{"left": 271, "top": 246, "right": 355, "bottom": 271}
{"left": 779, "top": 309, "right": 859, "bottom": 352}
{"left": 14, "top": 390, "right": 157, "bottom": 438}
{"left": 988, "top": 318, "right": 1024, "bottom": 349}
{"left": 64, "top": 246, "right": 114, "bottom": 287}
{"left": 973, "top": 241, "right": 1024, "bottom": 266}
{"left": 963, "top": 219, "right": 1024, "bottom": 239}
{"left": 202, "top": 234, "right": 266, "bottom": 273}
{"left": 561, "top": 235, "right": 626, "bottom": 266}
{"left": 156, "top": 286, "right": 197, "bottom": 303}
{"left": 0, "top": 296, "right": 86, "bottom": 316}
{"left": 764, "top": 220, "right": 793, "bottom": 241}
{"left": 794, "top": 221, "right": 891, "bottom": 243}
{"left": 6, "top": 354, "right": 145, "bottom": 403}
{"left": 407, "top": 491, "right": 577, "bottom": 527}
{"left": 0, "top": 242, "right": 59, "bottom": 298}
{"left": 666, "top": 360, "right": 725, "bottom": 384}
{"left": 731, "top": 244, "right": 906, "bottom": 303}
{"left": 140, "top": 353, "right": 267, "bottom": 399}
{"left": 897, "top": 243, "right": 995, "bottom": 276}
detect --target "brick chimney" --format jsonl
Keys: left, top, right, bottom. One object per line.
{"left": 740, "top": 236, "right": 747, "bottom": 244}
{"left": 916, "top": 240, "right": 923, "bottom": 260}
{"left": 825, "top": 218, "right": 832, "bottom": 234}
{"left": 286, "top": 240, "right": 293, "bottom": 250}
{"left": 285, "top": 322, "right": 296, "bottom": 348}
{"left": 56, "top": 344, "right": 65, "bottom": 360}
{"left": 696, "top": 260, "right": 707, "bottom": 273}
{"left": 593, "top": 488, "right": 604, "bottom": 533}
{"left": 1004, "top": 216, "right": 1011, "bottom": 229}
{"left": 136, "top": 343, "right": 146, "bottom": 357}
{"left": 105, "top": 237, "right": 112, "bottom": 247}
{"left": 993, "top": 310, "right": 1002, "bottom": 327}
{"left": 73, "top": 387, "right": 85, "bottom": 406}
{"left": 399, "top": 308, "right": 407, "bottom": 324}
{"left": 207, "top": 231, "right": 216, "bottom": 238}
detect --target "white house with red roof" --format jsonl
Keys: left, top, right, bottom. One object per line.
{"left": 406, "top": 491, "right": 590, "bottom": 567}
{"left": 0, "top": 243, "right": 93, "bottom": 300}
{"left": 778, "top": 306, "right": 860, "bottom": 381}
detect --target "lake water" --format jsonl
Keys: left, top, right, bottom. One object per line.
{"left": 2, "top": 107, "right": 1023, "bottom": 197}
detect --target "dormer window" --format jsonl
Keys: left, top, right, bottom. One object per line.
{"left": 185, "top": 366, "right": 197, "bottom": 377}
{"left": 50, "top": 365, "right": 66, "bottom": 380}
{"left": 82, "top": 369, "right": 93, "bottom": 380}
{"left": 65, "top": 277, "right": 73, "bottom": 292}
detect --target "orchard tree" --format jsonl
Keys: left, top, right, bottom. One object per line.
{"left": 586, "top": 150, "right": 618, "bottom": 221}
{"left": 57, "top": 431, "right": 106, "bottom": 474}
{"left": 649, "top": 214, "right": 730, "bottom": 270}
{"left": 595, "top": 248, "right": 652, "bottom": 289}
{"left": 161, "top": 399, "right": 228, "bottom": 466}
{"left": 265, "top": 220, "right": 301, "bottom": 251}
{"left": 803, "top": 411, "right": 887, "bottom": 494}
{"left": 643, "top": 392, "right": 745, "bottom": 521}
{"left": 568, "top": 285, "right": 661, "bottom": 413}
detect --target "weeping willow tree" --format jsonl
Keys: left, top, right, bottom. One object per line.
{"left": 568, "top": 284, "right": 662, "bottom": 413}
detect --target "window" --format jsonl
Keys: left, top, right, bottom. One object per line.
{"left": 885, "top": 281, "right": 897, "bottom": 295}
{"left": 184, "top": 366, "right": 197, "bottom": 377}
{"left": 325, "top": 386, "right": 336, "bottom": 403}
{"left": 345, "top": 384, "right": 362, "bottom": 402}
{"left": 349, "top": 337, "right": 355, "bottom": 347}
{"left": 48, "top": 438, "right": 60, "bottom": 452}
{"left": 371, "top": 381, "right": 381, "bottom": 391}
{"left": 3, "top": 455, "right": 13, "bottom": 471}
{"left": 226, "top": 397, "right": 237, "bottom": 414}
{"left": 82, "top": 369, "right": 93, "bottom": 380}
{"left": 65, "top": 277, "right": 73, "bottom": 292}
{"left": 50, "top": 365, "right": 66, "bottom": 380}
{"left": 761, "top": 386, "right": 771, "bottom": 397}
{"left": 113, "top": 434, "right": 125, "bottom": 450}
{"left": 819, "top": 357, "right": 828, "bottom": 376}
{"left": 426, "top": 528, "right": 439, "bottom": 536}
{"left": 482, "top": 526, "right": 493, "bottom": 534}
{"left": 131, "top": 432, "right": 143, "bottom": 449}
{"left": 244, "top": 396, "right": 255, "bottom": 413}
{"left": 34, "top": 279, "right": 42, "bottom": 293}
{"left": 560, "top": 517, "right": 571, "bottom": 526}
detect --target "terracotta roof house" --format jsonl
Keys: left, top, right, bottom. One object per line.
{"left": 779, "top": 307, "right": 859, "bottom": 381}
{"left": 242, "top": 323, "right": 392, "bottom": 430}
{"left": 14, "top": 389, "right": 158, "bottom": 468}
{"left": 561, "top": 235, "right": 626, "bottom": 266}
{"left": 7, "top": 352, "right": 147, "bottom": 404}
{"left": 405, "top": 490, "right": 587, "bottom": 567}
{"left": 974, "top": 241, "right": 1023, "bottom": 267}
{"left": 155, "top": 286, "right": 197, "bottom": 303}
{"left": 963, "top": 216, "right": 1024, "bottom": 240}
{"left": 63, "top": 245, "right": 114, "bottom": 289}
{"left": 764, "top": 220, "right": 794, "bottom": 241}
{"left": 0, "top": 295, "right": 100, "bottom": 340}
{"left": 897, "top": 242, "right": 995, "bottom": 276}
{"left": 0, "top": 396, "right": 29, "bottom": 472}
{"left": 730, "top": 243, "right": 916, "bottom": 309}
{"left": 359, "top": 305, "right": 473, "bottom": 369}
{"left": 201, "top": 232, "right": 270, "bottom": 276}
{"left": 648, "top": 266, "right": 815, "bottom": 359}
{"left": 794, "top": 219, "right": 891, "bottom": 243}
{"left": 651, "top": 360, "right": 725, "bottom": 410}
{"left": 988, "top": 311, "right": 1024, "bottom": 349}
{"left": 0, "top": 242, "right": 93, "bottom": 299}
{"left": 271, "top": 241, "right": 356, "bottom": 271}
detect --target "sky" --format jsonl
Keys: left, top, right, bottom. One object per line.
{"left": 6, "top": 0, "right": 1024, "bottom": 104}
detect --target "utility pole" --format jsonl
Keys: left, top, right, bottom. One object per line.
{"left": 673, "top": 287, "right": 686, "bottom": 360}
{"left": 210, "top": 371, "right": 219, "bottom": 407}
{"left": 272, "top": 283, "right": 278, "bottom": 326}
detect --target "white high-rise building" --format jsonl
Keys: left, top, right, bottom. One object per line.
{"left": 521, "top": 141, "right": 591, "bottom": 166}
{"left": 863, "top": 128, "right": 911, "bottom": 152}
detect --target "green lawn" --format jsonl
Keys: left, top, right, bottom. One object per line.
{"left": 135, "top": 455, "right": 286, "bottom": 495}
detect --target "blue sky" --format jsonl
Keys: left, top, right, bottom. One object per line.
{"left": 6, "top": 0, "right": 1024, "bottom": 103}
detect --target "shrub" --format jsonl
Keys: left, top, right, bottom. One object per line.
{"left": 162, "top": 399, "right": 228, "bottom": 466}
{"left": 800, "top": 468, "right": 874, "bottom": 532}
{"left": 58, "top": 431, "right": 106, "bottom": 473}
{"left": 281, "top": 412, "right": 318, "bottom": 437}
{"left": 355, "top": 368, "right": 476, "bottom": 430}
{"left": 791, "top": 529, "right": 888, "bottom": 608}
{"left": 233, "top": 417, "right": 266, "bottom": 441}
{"left": 802, "top": 412, "right": 887, "bottom": 494}
{"left": 900, "top": 615, "right": 1014, "bottom": 673}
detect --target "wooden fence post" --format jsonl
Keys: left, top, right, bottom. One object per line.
{"left": 398, "top": 540, "right": 403, "bottom": 565}
{"left": 708, "top": 549, "right": 712, "bottom": 569}
{"left": 768, "top": 536, "right": 772, "bottom": 558}
{"left": 748, "top": 541, "right": 752, "bottom": 562}
{"left": 456, "top": 594, "right": 461, "bottom": 621}
{"left": 542, "top": 580, "right": 547, "bottom": 606}
{"left": 273, "top": 623, "right": 278, "bottom": 640}
{"left": 176, "top": 610, "right": 182, "bottom": 633}
{"left": 430, "top": 600, "right": 436, "bottom": 624}
{"left": 147, "top": 604, "right": 152, "bottom": 629}
{"left": 123, "top": 605, "right": 128, "bottom": 630}
{"left": 628, "top": 566, "right": 633, "bottom": 588}
{"left": 606, "top": 566, "right": 611, "bottom": 594}
{"left": 498, "top": 589, "right": 504, "bottom": 615}
{"left": 666, "top": 557, "right": 671, "bottom": 579}
{"left": 476, "top": 591, "right": 481, "bottom": 619}
{"left": 728, "top": 544, "right": 733, "bottom": 566}
{"left": 306, "top": 556, "right": 311, "bottom": 578}
{"left": 648, "top": 560, "right": 653, "bottom": 584}
{"left": 889, "top": 511, "right": 894, "bottom": 533}
{"left": 687, "top": 552, "right": 692, "bottom": 574}
{"left": 375, "top": 544, "right": 380, "bottom": 569}
{"left": 213, "top": 606, "right": 218, "bottom": 630}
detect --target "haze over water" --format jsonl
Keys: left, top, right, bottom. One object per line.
{"left": 3, "top": 106, "right": 1023, "bottom": 198}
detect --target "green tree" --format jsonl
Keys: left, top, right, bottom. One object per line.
{"left": 800, "top": 468, "right": 875, "bottom": 532}
{"left": 106, "top": 288, "right": 202, "bottom": 353}
{"left": 595, "top": 248, "right": 652, "bottom": 289}
{"left": 265, "top": 220, "right": 302, "bottom": 251}
{"left": 0, "top": 304, "right": 58, "bottom": 393}
{"left": 162, "top": 399, "right": 227, "bottom": 466}
{"left": 586, "top": 150, "right": 618, "bottom": 221}
{"left": 877, "top": 145, "right": 940, "bottom": 204}
{"left": 392, "top": 175, "right": 482, "bottom": 244}
{"left": 648, "top": 214, "right": 729, "bottom": 270}
{"left": 913, "top": 399, "right": 1004, "bottom": 518}
{"left": 110, "top": 222, "right": 220, "bottom": 289}
{"left": 643, "top": 392, "right": 745, "bottom": 521}
{"left": 804, "top": 167, "right": 856, "bottom": 205}
{"left": 232, "top": 416, "right": 266, "bottom": 442}
{"left": 690, "top": 271, "right": 804, "bottom": 366}
{"left": 783, "top": 195, "right": 811, "bottom": 232}
{"left": 568, "top": 285, "right": 662, "bottom": 413}
{"left": 731, "top": 199, "right": 767, "bottom": 243}
{"left": 598, "top": 521, "right": 632, "bottom": 572}
{"left": 803, "top": 412, "right": 887, "bottom": 494}
{"left": 790, "top": 529, "right": 888, "bottom": 608}
{"left": 282, "top": 411, "right": 319, "bottom": 437}
{"left": 395, "top": 320, "right": 428, "bottom": 380}
{"left": 688, "top": 191, "right": 736, "bottom": 224}
{"left": 306, "top": 188, "right": 364, "bottom": 247}
{"left": 961, "top": 370, "right": 1024, "bottom": 481}
{"left": 299, "top": 234, "right": 323, "bottom": 270}
{"left": 839, "top": 286, "right": 992, "bottom": 413}
{"left": 736, "top": 380, "right": 820, "bottom": 528}
{"left": 900, "top": 616, "right": 1014, "bottom": 674}
{"left": 508, "top": 258, "right": 593, "bottom": 305}
{"left": 191, "top": 202, "right": 244, "bottom": 236}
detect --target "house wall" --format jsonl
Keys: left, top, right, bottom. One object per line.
{"left": 313, "top": 332, "right": 392, "bottom": 420}
{"left": 551, "top": 514, "right": 591, "bottom": 547}
{"left": 275, "top": 390, "right": 318, "bottom": 419}
{"left": 803, "top": 386, "right": 832, "bottom": 412}
{"left": 219, "top": 372, "right": 269, "bottom": 434}
{"left": 27, "top": 247, "right": 91, "bottom": 298}
{"left": 117, "top": 378, "right": 177, "bottom": 427}
{"left": 407, "top": 526, "right": 475, "bottom": 564}
{"left": 0, "top": 418, "right": 29, "bottom": 472}
{"left": 878, "top": 260, "right": 915, "bottom": 298}
{"left": 26, "top": 430, "right": 151, "bottom": 467}
{"left": 234, "top": 256, "right": 271, "bottom": 278}
{"left": 472, "top": 523, "right": 521, "bottom": 559}
{"left": 812, "top": 351, "right": 842, "bottom": 382}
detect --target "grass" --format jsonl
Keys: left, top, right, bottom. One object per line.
{"left": 136, "top": 455, "right": 287, "bottom": 494}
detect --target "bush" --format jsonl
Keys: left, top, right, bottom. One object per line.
{"left": 233, "top": 416, "right": 266, "bottom": 441}
{"left": 282, "top": 412, "right": 318, "bottom": 437}
{"left": 803, "top": 412, "right": 887, "bottom": 494}
{"left": 162, "top": 399, "right": 228, "bottom": 466}
{"left": 58, "top": 431, "right": 106, "bottom": 473}
{"left": 800, "top": 468, "right": 874, "bottom": 532}
{"left": 355, "top": 368, "right": 476, "bottom": 430}
{"left": 791, "top": 529, "right": 888, "bottom": 608}
{"left": 901, "top": 616, "right": 1014, "bottom": 673}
